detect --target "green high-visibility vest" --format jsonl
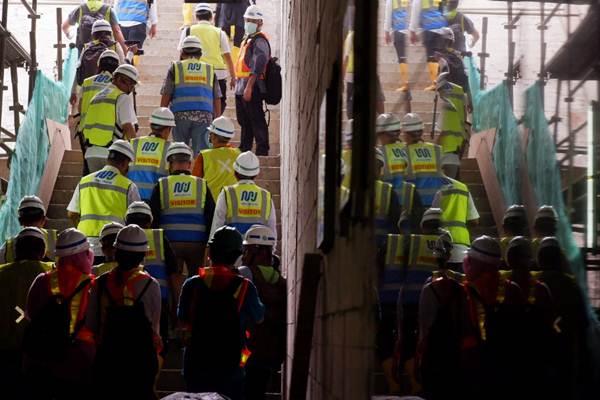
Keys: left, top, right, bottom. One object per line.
{"left": 82, "top": 85, "right": 125, "bottom": 147}
{"left": 439, "top": 82, "right": 467, "bottom": 153}
{"left": 439, "top": 178, "right": 471, "bottom": 246}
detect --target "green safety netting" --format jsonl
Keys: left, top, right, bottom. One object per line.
{"left": 0, "top": 47, "right": 78, "bottom": 244}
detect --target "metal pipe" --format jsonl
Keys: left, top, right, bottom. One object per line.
{"left": 539, "top": 2, "right": 546, "bottom": 106}
{"left": 479, "top": 16, "right": 488, "bottom": 90}
{"left": 0, "top": 0, "right": 9, "bottom": 131}
{"left": 55, "top": 7, "right": 64, "bottom": 80}
{"left": 566, "top": 4, "right": 574, "bottom": 214}
{"left": 9, "top": 63, "right": 20, "bottom": 132}
{"left": 28, "top": 0, "right": 38, "bottom": 102}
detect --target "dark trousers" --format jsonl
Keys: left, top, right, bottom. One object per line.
{"left": 236, "top": 92, "right": 269, "bottom": 156}
{"left": 221, "top": 24, "right": 245, "bottom": 47}
{"left": 346, "top": 81, "right": 354, "bottom": 120}
{"left": 218, "top": 78, "right": 228, "bottom": 114}
{"left": 121, "top": 23, "right": 148, "bottom": 48}
{"left": 393, "top": 31, "right": 407, "bottom": 63}
{"left": 245, "top": 360, "right": 277, "bottom": 400}
{"left": 423, "top": 30, "right": 439, "bottom": 62}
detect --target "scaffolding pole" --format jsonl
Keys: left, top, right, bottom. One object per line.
{"left": 566, "top": 3, "right": 574, "bottom": 214}
{"left": 0, "top": 0, "right": 9, "bottom": 129}
{"left": 478, "top": 16, "right": 489, "bottom": 90}
{"left": 54, "top": 7, "right": 65, "bottom": 80}
{"left": 26, "top": 0, "right": 39, "bottom": 102}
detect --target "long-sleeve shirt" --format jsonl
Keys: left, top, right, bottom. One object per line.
{"left": 235, "top": 32, "right": 270, "bottom": 95}
{"left": 114, "top": 0, "right": 158, "bottom": 27}
{"left": 408, "top": 0, "right": 423, "bottom": 32}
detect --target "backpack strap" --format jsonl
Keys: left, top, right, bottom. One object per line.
{"left": 134, "top": 278, "right": 154, "bottom": 304}
{"left": 78, "top": 4, "right": 88, "bottom": 25}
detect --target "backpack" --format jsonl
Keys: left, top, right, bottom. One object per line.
{"left": 188, "top": 276, "right": 246, "bottom": 372}
{"left": 77, "top": 39, "right": 116, "bottom": 85}
{"left": 23, "top": 277, "right": 91, "bottom": 360}
{"left": 76, "top": 3, "right": 111, "bottom": 50}
{"left": 249, "top": 34, "right": 281, "bottom": 105}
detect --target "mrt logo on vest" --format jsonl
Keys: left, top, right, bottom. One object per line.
{"left": 95, "top": 170, "right": 117, "bottom": 181}
{"left": 173, "top": 182, "right": 192, "bottom": 194}
{"left": 241, "top": 191, "right": 258, "bottom": 203}
{"left": 141, "top": 142, "right": 160, "bottom": 153}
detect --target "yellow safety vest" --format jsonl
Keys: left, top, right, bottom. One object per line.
{"left": 500, "top": 236, "right": 514, "bottom": 262}
{"left": 409, "top": 234, "right": 440, "bottom": 272}
{"left": 82, "top": 85, "right": 125, "bottom": 147}
{"left": 344, "top": 30, "right": 354, "bottom": 74}
{"left": 405, "top": 142, "right": 443, "bottom": 176}
{"left": 93, "top": 261, "right": 117, "bottom": 276}
{"left": 48, "top": 270, "right": 90, "bottom": 334}
{"left": 439, "top": 82, "right": 467, "bottom": 153}
{"left": 393, "top": 0, "right": 410, "bottom": 9}
{"left": 381, "top": 142, "right": 407, "bottom": 178}
{"left": 4, "top": 228, "right": 57, "bottom": 263}
{"left": 144, "top": 229, "right": 168, "bottom": 298}
{"left": 201, "top": 146, "right": 241, "bottom": 198}
{"left": 342, "top": 149, "right": 352, "bottom": 189}
{"left": 381, "top": 234, "right": 408, "bottom": 299}
{"left": 190, "top": 23, "right": 227, "bottom": 70}
{"left": 431, "top": 268, "right": 466, "bottom": 283}
{"left": 128, "top": 136, "right": 170, "bottom": 199}
{"left": 439, "top": 178, "right": 471, "bottom": 246}
{"left": 422, "top": 0, "right": 442, "bottom": 11}
{"left": 78, "top": 166, "right": 131, "bottom": 237}
{"left": 340, "top": 185, "right": 350, "bottom": 211}
{"left": 374, "top": 180, "right": 393, "bottom": 243}
{"left": 224, "top": 182, "right": 272, "bottom": 234}
{"left": 80, "top": 71, "right": 112, "bottom": 129}
{"left": 400, "top": 181, "right": 416, "bottom": 214}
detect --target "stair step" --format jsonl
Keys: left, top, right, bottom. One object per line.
{"left": 59, "top": 162, "right": 84, "bottom": 176}
{"left": 47, "top": 204, "right": 68, "bottom": 220}
{"left": 46, "top": 218, "right": 72, "bottom": 233}
{"left": 54, "top": 175, "right": 80, "bottom": 191}
{"left": 63, "top": 150, "right": 83, "bottom": 163}
{"left": 50, "top": 189, "right": 75, "bottom": 205}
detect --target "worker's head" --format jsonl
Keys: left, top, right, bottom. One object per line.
{"left": 463, "top": 235, "right": 502, "bottom": 304}
{"left": 14, "top": 227, "right": 46, "bottom": 262}
{"left": 420, "top": 208, "right": 442, "bottom": 233}
{"left": 207, "top": 116, "right": 236, "bottom": 146}
{"left": 149, "top": 107, "right": 176, "bottom": 139}
{"left": 99, "top": 222, "right": 123, "bottom": 262}
{"left": 126, "top": 201, "right": 153, "bottom": 229}
{"left": 536, "top": 237, "right": 569, "bottom": 273}
{"left": 445, "top": 0, "right": 460, "bottom": 13}
{"left": 441, "top": 152, "right": 461, "bottom": 177}
{"left": 242, "top": 225, "right": 275, "bottom": 267}
{"left": 234, "top": 151, "right": 260, "bottom": 180}
{"left": 91, "top": 19, "right": 113, "bottom": 42}
{"left": 97, "top": 50, "right": 120, "bottom": 75}
{"left": 533, "top": 205, "right": 558, "bottom": 237}
{"left": 208, "top": 226, "right": 243, "bottom": 267}
{"left": 374, "top": 147, "right": 385, "bottom": 177}
{"left": 376, "top": 113, "right": 402, "bottom": 145}
{"left": 107, "top": 140, "right": 135, "bottom": 175}
{"left": 433, "top": 230, "right": 454, "bottom": 268}
{"left": 180, "top": 35, "right": 203, "bottom": 59}
{"left": 502, "top": 205, "right": 528, "bottom": 236}
{"left": 166, "top": 142, "right": 194, "bottom": 174}
{"left": 397, "top": 211, "right": 411, "bottom": 233}
{"left": 432, "top": 27, "right": 455, "bottom": 50}
{"left": 114, "top": 224, "right": 149, "bottom": 270}
{"left": 435, "top": 71, "right": 451, "bottom": 92}
{"left": 112, "top": 64, "right": 139, "bottom": 94}
{"left": 55, "top": 228, "right": 93, "bottom": 273}
{"left": 17, "top": 195, "right": 47, "bottom": 228}
{"left": 194, "top": 3, "right": 213, "bottom": 21}
{"left": 505, "top": 236, "right": 533, "bottom": 272}
{"left": 401, "top": 113, "right": 424, "bottom": 144}
{"left": 243, "top": 5, "right": 264, "bottom": 34}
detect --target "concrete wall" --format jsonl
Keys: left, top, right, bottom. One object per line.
{"left": 281, "top": 0, "right": 378, "bottom": 398}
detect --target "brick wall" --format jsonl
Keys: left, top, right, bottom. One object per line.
{"left": 281, "top": 0, "right": 378, "bottom": 398}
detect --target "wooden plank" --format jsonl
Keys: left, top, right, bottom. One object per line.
{"left": 37, "top": 119, "right": 71, "bottom": 209}
{"left": 519, "top": 128, "right": 538, "bottom": 234}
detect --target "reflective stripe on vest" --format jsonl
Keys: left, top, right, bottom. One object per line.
{"left": 224, "top": 183, "right": 272, "bottom": 235}
{"left": 440, "top": 178, "right": 471, "bottom": 246}
{"left": 159, "top": 175, "right": 208, "bottom": 242}
{"left": 374, "top": 180, "right": 393, "bottom": 246}
{"left": 431, "top": 269, "right": 465, "bottom": 283}
{"left": 49, "top": 270, "right": 90, "bottom": 334}
{"left": 104, "top": 267, "right": 151, "bottom": 307}
{"left": 143, "top": 229, "right": 168, "bottom": 299}
{"left": 200, "top": 147, "right": 241, "bottom": 198}
{"left": 381, "top": 234, "right": 407, "bottom": 303}
{"left": 235, "top": 32, "right": 269, "bottom": 78}
{"left": 405, "top": 142, "right": 444, "bottom": 206}
{"left": 420, "top": 0, "right": 447, "bottom": 30}
{"left": 172, "top": 59, "right": 214, "bottom": 113}
{"left": 440, "top": 83, "right": 467, "bottom": 153}
{"left": 404, "top": 234, "right": 440, "bottom": 303}
{"left": 83, "top": 85, "right": 124, "bottom": 147}
{"left": 78, "top": 167, "right": 131, "bottom": 237}
{"left": 344, "top": 31, "right": 354, "bottom": 74}
{"left": 392, "top": 0, "right": 409, "bottom": 31}
{"left": 380, "top": 142, "right": 407, "bottom": 192}
{"left": 4, "top": 228, "right": 57, "bottom": 262}
{"left": 116, "top": 0, "right": 148, "bottom": 24}
{"left": 80, "top": 71, "right": 112, "bottom": 127}
{"left": 94, "top": 261, "right": 117, "bottom": 276}
{"left": 128, "top": 137, "right": 169, "bottom": 200}
{"left": 190, "top": 23, "right": 227, "bottom": 70}
{"left": 342, "top": 149, "right": 352, "bottom": 189}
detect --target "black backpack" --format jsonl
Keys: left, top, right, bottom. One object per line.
{"left": 23, "top": 277, "right": 91, "bottom": 360}
{"left": 188, "top": 276, "right": 246, "bottom": 372}
{"left": 77, "top": 39, "right": 116, "bottom": 85}
{"left": 76, "top": 4, "right": 111, "bottom": 50}
{"left": 249, "top": 34, "right": 281, "bottom": 105}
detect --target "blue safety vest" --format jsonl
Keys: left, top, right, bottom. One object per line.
{"left": 171, "top": 59, "right": 214, "bottom": 113}
{"left": 402, "top": 233, "right": 440, "bottom": 304}
{"left": 116, "top": 0, "right": 149, "bottom": 24}
{"left": 381, "top": 234, "right": 407, "bottom": 304}
{"left": 392, "top": 0, "right": 409, "bottom": 31}
{"left": 420, "top": 0, "right": 447, "bottom": 30}
{"left": 404, "top": 142, "right": 445, "bottom": 206}
{"left": 128, "top": 136, "right": 169, "bottom": 201}
{"left": 143, "top": 229, "right": 169, "bottom": 299}
{"left": 374, "top": 180, "right": 394, "bottom": 248}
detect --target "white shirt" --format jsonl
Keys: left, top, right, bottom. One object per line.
{"left": 116, "top": 90, "right": 138, "bottom": 128}
{"left": 408, "top": 0, "right": 423, "bottom": 33}
{"left": 115, "top": 0, "right": 158, "bottom": 27}
{"left": 384, "top": 0, "right": 393, "bottom": 32}
{"left": 178, "top": 21, "right": 232, "bottom": 80}
{"left": 209, "top": 179, "right": 278, "bottom": 243}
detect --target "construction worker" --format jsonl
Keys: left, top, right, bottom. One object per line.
{"left": 0, "top": 195, "right": 57, "bottom": 264}
{"left": 23, "top": 229, "right": 94, "bottom": 398}
{"left": 86, "top": 224, "right": 162, "bottom": 399}
{"left": 81, "top": 64, "right": 139, "bottom": 172}
{"left": 376, "top": 113, "right": 408, "bottom": 192}
{"left": 235, "top": 4, "right": 272, "bottom": 156}
{"left": 444, "top": 0, "right": 480, "bottom": 54}
{"left": 384, "top": 0, "right": 411, "bottom": 91}
{"left": 92, "top": 222, "right": 123, "bottom": 275}
{"left": 180, "top": 3, "right": 237, "bottom": 112}
{"left": 532, "top": 205, "right": 558, "bottom": 256}
{"left": 503, "top": 236, "right": 540, "bottom": 297}
{"left": 431, "top": 27, "right": 470, "bottom": 96}
{"left": 500, "top": 204, "right": 529, "bottom": 262}
{"left": 343, "top": 29, "right": 355, "bottom": 119}
{"left": 114, "top": 0, "right": 157, "bottom": 50}
{"left": 128, "top": 107, "right": 176, "bottom": 201}
{"left": 210, "top": 151, "right": 277, "bottom": 239}
{"left": 0, "top": 227, "right": 52, "bottom": 397}
{"left": 150, "top": 142, "right": 215, "bottom": 276}
{"left": 161, "top": 35, "right": 222, "bottom": 155}
{"left": 215, "top": 1, "right": 251, "bottom": 57}
{"left": 402, "top": 113, "right": 446, "bottom": 207}
{"left": 435, "top": 71, "right": 468, "bottom": 175}
{"left": 408, "top": 0, "right": 448, "bottom": 90}
{"left": 67, "top": 140, "right": 140, "bottom": 260}
{"left": 238, "top": 225, "right": 287, "bottom": 400}
{"left": 192, "top": 116, "right": 241, "bottom": 199}
{"left": 178, "top": 226, "right": 264, "bottom": 399}
{"left": 374, "top": 147, "right": 401, "bottom": 249}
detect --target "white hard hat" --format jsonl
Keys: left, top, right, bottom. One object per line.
{"left": 420, "top": 207, "right": 442, "bottom": 228}
{"left": 108, "top": 139, "right": 135, "bottom": 161}
{"left": 55, "top": 228, "right": 90, "bottom": 257}
{"left": 126, "top": 201, "right": 153, "bottom": 220}
{"left": 100, "top": 222, "right": 124, "bottom": 242}
{"left": 207, "top": 116, "right": 235, "bottom": 138}
{"left": 113, "top": 64, "right": 139, "bottom": 84}
{"left": 402, "top": 113, "right": 424, "bottom": 133}
{"left": 18, "top": 195, "right": 45, "bottom": 213}
{"left": 92, "top": 19, "right": 112, "bottom": 35}
{"left": 114, "top": 224, "right": 149, "bottom": 253}
{"left": 433, "top": 230, "right": 453, "bottom": 258}
{"left": 375, "top": 147, "right": 385, "bottom": 167}
{"left": 182, "top": 35, "right": 203, "bottom": 51}
{"left": 98, "top": 49, "right": 120, "bottom": 63}
{"left": 535, "top": 205, "right": 558, "bottom": 223}
{"left": 503, "top": 204, "right": 527, "bottom": 223}
{"left": 194, "top": 3, "right": 213, "bottom": 13}
{"left": 466, "top": 235, "right": 501, "bottom": 263}
{"left": 234, "top": 151, "right": 260, "bottom": 177}
{"left": 244, "top": 4, "right": 264, "bottom": 20}
{"left": 432, "top": 27, "right": 455, "bottom": 42}
{"left": 16, "top": 226, "right": 46, "bottom": 243}
{"left": 441, "top": 152, "right": 461, "bottom": 167}
{"left": 376, "top": 113, "right": 402, "bottom": 133}
{"left": 243, "top": 225, "right": 276, "bottom": 246}
{"left": 150, "top": 107, "right": 176, "bottom": 127}
{"left": 436, "top": 71, "right": 450, "bottom": 91}
{"left": 166, "top": 142, "right": 193, "bottom": 161}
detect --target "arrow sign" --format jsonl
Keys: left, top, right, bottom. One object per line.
{"left": 15, "top": 306, "right": 25, "bottom": 324}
